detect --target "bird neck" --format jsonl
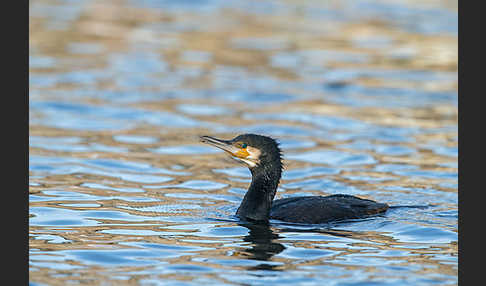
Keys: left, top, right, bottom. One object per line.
{"left": 236, "top": 162, "right": 281, "bottom": 222}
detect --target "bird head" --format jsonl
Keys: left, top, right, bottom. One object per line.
{"left": 200, "top": 134, "right": 282, "bottom": 170}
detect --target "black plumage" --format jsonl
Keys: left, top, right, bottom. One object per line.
{"left": 200, "top": 134, "right": 388, "bottom": 224}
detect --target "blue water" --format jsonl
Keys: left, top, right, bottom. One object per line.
{"left": 29, "top": 0, "right": 457, "bottom": 285}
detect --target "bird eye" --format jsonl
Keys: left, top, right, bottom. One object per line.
{"left": 241, "top": 143, "right": 247, "bottom": 148}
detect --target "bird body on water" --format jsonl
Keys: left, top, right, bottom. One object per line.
{"left": 200, "top": 134, "right": 388, "bottom": 224}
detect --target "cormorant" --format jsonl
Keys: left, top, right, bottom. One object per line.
{"left": 200, "top": 134, "right": 388, "bottom": 224}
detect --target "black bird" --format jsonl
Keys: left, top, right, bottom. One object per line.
{"left": 200, "top": 134, "right": 388, "bottom": 224}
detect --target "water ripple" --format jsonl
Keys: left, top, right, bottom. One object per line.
{"left": 29, "top": 0, "right": 457, "bottom": 284}
{"left": 287, "top": 150, "right": 377, "bottom": 166}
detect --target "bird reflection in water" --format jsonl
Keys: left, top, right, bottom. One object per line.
{"left": 238, "top": 222, "right": 286, "bottom": 270}
{"left": 235, "top": 219, "right": 396, "bottom": 271}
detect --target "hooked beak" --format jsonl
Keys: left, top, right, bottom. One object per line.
{"left": 200, "top": 135, "right": 259, "bottom": 168}
{"left": 200, "top": 136, "right": 240, "bottom": 155}
{"left": 200, "top": 135, "right": 249, "bottom": 159}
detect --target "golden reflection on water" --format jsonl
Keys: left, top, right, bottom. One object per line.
{"left": 30, "top": 0, "right": 457, "bottom": 285}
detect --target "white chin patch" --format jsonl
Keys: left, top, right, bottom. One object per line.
{"left": 239, "top": 146, "right": 261, "bottom": 167}
{"left": 239, "top": 158, "right": 257, "bottom": 167}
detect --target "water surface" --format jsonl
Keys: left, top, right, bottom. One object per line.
{"left": 30, "top": 0, "right": 457, "bottom": 285}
